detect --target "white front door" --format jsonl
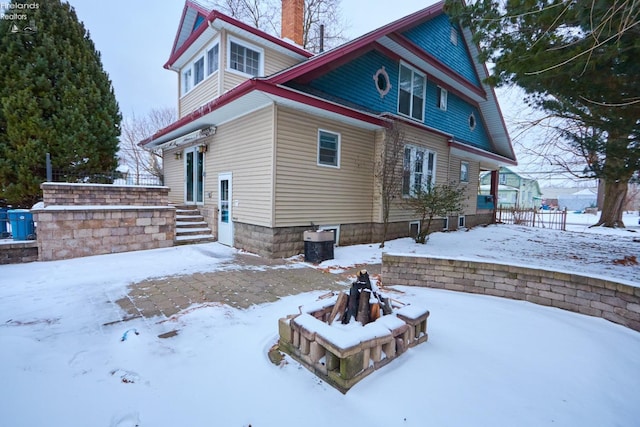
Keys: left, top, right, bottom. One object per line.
{"left": 185, "top": 147, "right": 204, "bottom": 205}
{"left": 217, "top": 173, "right": 233, "bottom": 246}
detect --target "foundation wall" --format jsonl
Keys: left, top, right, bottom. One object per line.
{"left": 235, "top": 213, "right": 492, "bottom": 258}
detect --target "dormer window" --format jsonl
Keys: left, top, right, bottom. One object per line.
{"left": 228, "top": 38, "right": 263, "bottom": 77}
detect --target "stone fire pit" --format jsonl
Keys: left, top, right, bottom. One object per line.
{"left": 278, "top": 290, "right": 430, "bottom": 393}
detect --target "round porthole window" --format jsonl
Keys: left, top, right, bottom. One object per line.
{"left": 373, "top": 66, "right": 391, "bottom": 98}
{"left": 469, "top": 112, "right": 477, "bottom": 131}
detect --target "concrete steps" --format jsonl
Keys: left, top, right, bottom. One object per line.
{"left": 173, "top": 205, "right": 215, "bottom": 245}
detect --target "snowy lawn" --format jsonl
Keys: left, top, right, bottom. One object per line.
{"left": 1, "top": 213, "right": 639, "bottom": 426}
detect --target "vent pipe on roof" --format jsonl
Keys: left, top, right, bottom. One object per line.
{"left": 319, "top": 24, "right": 324, "bottom": 52}
{"left": 282, "top": 0, "right": 304, "bottom": 46}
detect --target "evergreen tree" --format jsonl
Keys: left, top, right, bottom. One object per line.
{"left": 447, "top": 0, "right": 640, "bottom": 227}
{"left": 0, "top": 0, "right": 121, "bottom": 207}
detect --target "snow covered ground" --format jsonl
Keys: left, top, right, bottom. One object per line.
{"left": 1, "top": 212, "right": 639, "bottom": 426}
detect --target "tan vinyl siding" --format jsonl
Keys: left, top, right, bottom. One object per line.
{"left": 179, "top": 72, "right": 220, "bottom": 118}
{"left": 163, "top": 148, "right": 185, "bottom": 204}
{"left": 223, "top": 71, "right": 247, "bottom": 93}
{"left": 203, "top": 105, "right": 274, "bottom": 227}
{"left": 387, "top": 126, "right": 451, "bottom": 223}
{"left": 371, "top": 130, "right": 386, "bottom": 223}
{"left": 274, "top": 106, "right": 376, "bottom": 227}
{"left": 449, "top": 155, "right": 481, "bottom": 216}
{"left": 264, "top": 47, "right": 301, "bottom": 75}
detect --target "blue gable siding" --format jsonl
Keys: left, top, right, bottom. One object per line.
{"left": 309, "top": 50, "right": 399, "bottom": 114}
{"left": 402, "top": 14, "right": 480, "bottom": 87}
{"left": 425, "top": 82, "right": 492, "bottom": 151}
{"left": 305, "top": 49, "right": 492, "bottom": 152}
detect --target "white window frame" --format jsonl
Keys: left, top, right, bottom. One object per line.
{"left": 182, "top": 68, "right": 192, "bottom": 95}
{"left": 227, "top": 36, "right": 264, "bottom": 77}
{"left": 443, "top": 217, "right": 449, "bottom": 230}
{"left": 409, "top": 221, "right": 421, "bottom": 238}
{"left": 450, "top": 27, "right": 458, "bottom": 46}
{"left": 402, "top": 145, "right": 436, "bottom": 197}
{"left": 206, "top": 41, "right": 220, "bottom": 76}
{"left": 317, "top": 129, "right": 341, "bottom": 168}
{"left": 460, "top": 161, "right": 469, "bottom": 183}
{"left": 193, "top": 56, "right": 205, "bottom": 86}
{"left": 318, "top": 225, "right": 340, "bottom": 246}
{"left": 437, "top": 86, "right": 448, "bottom": 111}
{"left": 499, "top": 173, "right": 506, "bottom": 185}
{"left": 397, "top": 62, "right": 426, "bottom": 122}
{"left": 458, "top": 215, "right": 466, "bottom": 228}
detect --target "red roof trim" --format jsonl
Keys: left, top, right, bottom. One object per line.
{"left": 207, "top": 11, "right": 312, "bottom": 58}
{"left": 168, "top": 3, "right": 190, "bottom": 60}
{"left": 141, "top": 80, "right": 388, "bottom": 146}
{"left": 165, "top": 6, "right": 312, "bottom": 69}
{"left": 387, "top": 32, "right": 486, "bottom": 99}
{"left": 449, "top": 140, "right": 517, "bottom": 165}
{"left": 268, "top": 1, "right": 445, "bottom": 85}
{"left": 141, "top": 79, "right": 257, "bottom": 145}
{"left": 254, "top": 82, "right": 389, "bottom": 127}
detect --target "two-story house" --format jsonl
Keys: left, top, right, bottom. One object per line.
{"left": 480, "top": 167, "right": 542, "bottom": 209}
{"left": 140, "top": 0, "right": 517, "bottom": 257}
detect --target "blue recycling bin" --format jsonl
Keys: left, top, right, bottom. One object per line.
{"left": 7, "top": 209, "right": 35, "bottom": 241}
{"left": 0, "top": 208, "right": 9, "bottom": 238}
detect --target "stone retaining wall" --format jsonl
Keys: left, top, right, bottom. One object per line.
{"left": 382, "top": 254, "right": 640, "bottom": 332}
{"left": 0, "top": 241, "right": 38, "bottom": 264}
{"left": 41, "top": 182, "right": 169, "bottom": 206}
{"left": 32, "top": 183, "right": 175, "bottom": 261}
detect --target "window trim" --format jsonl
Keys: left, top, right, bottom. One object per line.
{"left": 499, "top": 173, "right": 506, "bottom": 185}
{"left": 460, "top": 161, "right": 469, "bottom": 183}
{"left": 402, "top": 144, "right": 436, "bottom": 197}
{"left": 318, "top": 224, "right": 340, "bottom": 246}
{"left": 450, "top": 27, "right": 458, "bottom": 46}
{"left": 317, "top": 129, "right": 341, "bottom": 168}
{"left": 206, "top": 40, "right": 220, "bottom": 76}
{"left": 458, "top": 215, "right": 466, "bottom": 228}
{"left": 437, "top": 86, "right": 448, "bottom": 111}
{"left": 397, "top": 62, "right": 426, "bottom": 122}
{"left": 409, "top": 221, "right": 421, "bottom": 238}
{"left": 193, "top": 55, "right": 205, "bottom": 86}
{"left": 182, "top": 68, "right": 192, "bottom": 95}
{"left": 226, "top": 36, "right": 264, "bottom": 77}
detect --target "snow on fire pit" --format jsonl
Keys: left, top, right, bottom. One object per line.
{"left": 277, "top": 271, "right": 430, "bottom": 393}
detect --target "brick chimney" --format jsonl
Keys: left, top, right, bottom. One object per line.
{"left": 281, "top": 0, "right": 304, "bottom": 46}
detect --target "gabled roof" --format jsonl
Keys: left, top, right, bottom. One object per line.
{"left": 143, "top": 0, "right": 517, "bottom": 166}
{"left": 165, "top": 0, "right": 312, "bottom": 71}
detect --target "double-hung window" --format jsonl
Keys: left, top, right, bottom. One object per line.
{"left": 229, "top": 40, "right": 261, "bottom": 76}
{"left": 402, "top": 145, "right": 435, "bottom": 196}
{"left": 207, "top": 44, "right": 219, "bottom": 75}
{"left": 317, "top": 130, "right": 340, "bottom": 168}
{"left": 193, "top": 57, "right": 204, "bottom": 86}
{"left": 398, "top": 63, "right": 425, "bottom": 121}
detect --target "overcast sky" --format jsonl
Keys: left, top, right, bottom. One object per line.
{"left": 65, "top": 0, "right": 438, "bottom": 117}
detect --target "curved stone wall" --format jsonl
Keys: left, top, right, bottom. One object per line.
{"left": 382, "top": 254, "right": 640, "bottom": 332}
